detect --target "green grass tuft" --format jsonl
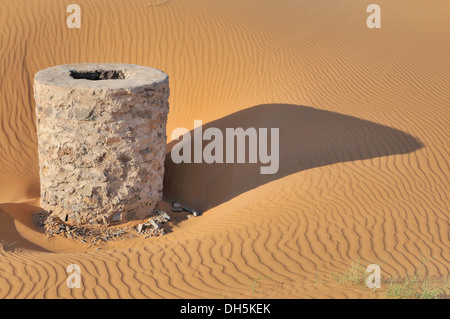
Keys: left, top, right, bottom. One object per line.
{"left": 386, "top": 275, "right": 449, "bottom": 299}
{"left": 330, "top": 258, "right": 367, "bottom": 287}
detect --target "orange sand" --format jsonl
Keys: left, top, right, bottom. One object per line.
{"left": 0, "top": 0, "right": 449, "bottom": 298}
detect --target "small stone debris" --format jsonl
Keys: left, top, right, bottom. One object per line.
{"left": 150, "top": 219, "right": 162, "bottom": 230}
{"left": 154, "top": 208, "right": 171, "bottom": 221}
{"left": 172, "top": 202, "right": 181, "bottom": 208}
{"left": 183, "top": 207, "right": 202, "bottom": 217}
{"left": 171, "top": 207, "right": 183, "bottom": 213}
{"left": 136, "top": 224, "right": 143, "bottom": 233}
{"left": 138, "top": 212, "right": 170, "bottom": 237}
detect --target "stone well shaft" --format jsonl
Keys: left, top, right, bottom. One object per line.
{"left": 33, "top": 63, "right": 169, "bottom": 225}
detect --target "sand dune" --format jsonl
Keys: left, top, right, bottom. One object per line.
{"left": 0, "top": 0, "right": 449, "bottom": 298}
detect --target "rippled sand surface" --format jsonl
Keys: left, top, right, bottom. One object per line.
{"left": 0, "top": 0, "right": 448, "bottom": 298}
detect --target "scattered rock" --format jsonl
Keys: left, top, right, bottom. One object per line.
{"left": 150, "top": 219, "right": 162, "bottom": 230}
{"left": 137, "top": 224, "right": 143, "bottom": 233}
{"left": 154, "top": 208, "right": 171, "bottom": 221}
{"left": 172, "top": 202, "right": 181, "bottom": 208}
{"left": 183, "top": 207, "right": 202, "bottom": 217}
{"left": 171, "top": 207, "right": 183, "bottom": 212}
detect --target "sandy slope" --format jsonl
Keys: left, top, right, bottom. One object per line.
{"left": 0, "top": 0, "right": 449, "bottom": 298}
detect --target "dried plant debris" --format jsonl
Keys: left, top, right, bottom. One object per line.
{"left": 32, "top": 210, "right": 49, "bottom": 228}
{"left": 32, "top": 208, "right": 172, "bottom": 244}
{"left": 42, "top": 215, "right": 129, "bottom": 243}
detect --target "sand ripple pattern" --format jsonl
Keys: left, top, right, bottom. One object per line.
{"left": 0, "top": 0, "right": 449, "bottom": 298}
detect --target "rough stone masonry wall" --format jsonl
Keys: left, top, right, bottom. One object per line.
{"left": 34, "top": 63, "right": 169, "bottom": 226}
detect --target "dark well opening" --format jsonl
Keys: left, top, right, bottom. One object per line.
{"left": 70, "top": 70, "right": 126, "bottom": 80}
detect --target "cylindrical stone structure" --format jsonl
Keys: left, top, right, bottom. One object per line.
{"left": 34, "top": 63, "right": 169, "bottom": 226}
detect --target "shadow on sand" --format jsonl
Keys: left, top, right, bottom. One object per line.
{"left": 163, "top": 104, "right": 423, "bottom": 212}
{"left": 0, "top": 202, "right": 50, "bottom": 252}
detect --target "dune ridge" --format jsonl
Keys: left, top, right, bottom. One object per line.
{"left": 0, "top": 0, "right": 449, "bottom": 298}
